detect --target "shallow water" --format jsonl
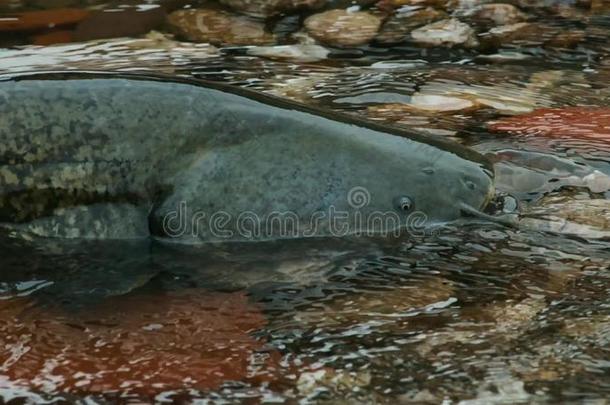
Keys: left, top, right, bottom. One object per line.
{"left": 1, "top": 1, "right": 610, "bottom": 403}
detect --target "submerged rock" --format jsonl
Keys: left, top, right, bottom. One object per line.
{"left": 410, "top": 18, "right": 478, "bottom": 47}
{"left": 304, "top": 9, "right": 382, "bottom": 47}
{"left": 167, "top": 8, "right": 275, "bottom": 46}
{"left": 489, "top": 107, "right": 610, "bottom": 140}
{"left": 487, "top": 149, "right": 610, "bottom": 196}
{"left": 521, "top": 193, "right": 610, "bottom": 239}
{"left": 219, "top": 0, "right": 326, "bottom": 17}
{"left": 297, "top": 369, "right": 372, "bottom": 397}
{"left": 247, "top": 44, "right": 330, "bottom": 62}
{"left": 0, "top": 290, "right": 279, "bottom": 396}
{"left": 73, "top": 6, "right": 166, "bottom": 42}
{"left": 0, "top": 8, "right": 89, "bottom": 32}
{"left": 408, "top": 93, "right": 477, "bottom": 112}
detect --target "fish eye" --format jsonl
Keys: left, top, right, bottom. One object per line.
{"left": 395, "top": 196, "right": 413, "bottom": 212}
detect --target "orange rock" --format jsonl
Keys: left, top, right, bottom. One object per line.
{"left": 31, "top": 29, "right": 74, "bottom": 45}
{"left": 0, "top": 8, "right": 89, "bottom": 32}
{"left": 0, "top": 290, "right": 281, "bottom": 399}
{"left": 488, "top": 107, "right": 610, "bottom": 141}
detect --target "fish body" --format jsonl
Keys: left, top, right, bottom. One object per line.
{"left": 0, "top": 72, "right": 494, "bottom": 242}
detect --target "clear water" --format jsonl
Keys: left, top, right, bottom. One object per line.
{"left": 1, "top": 1, "right": 609, "bottom": 403}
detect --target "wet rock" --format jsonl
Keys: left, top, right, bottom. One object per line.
{"left": 409, "top": 93, "right": 476, "bottom": 111}
{"left": 484, "top": 22, "right": 584, "bottom": 49}
{"left": 304, "top": 9, "right": 382, "bottom": 47}
{"left": 219, "top": 0, "right": 326, "bottom": 17}
{"left": 247, "top": 44, "right": 330, "bottom": 62}
{"left": 73, "top": 7, "right": 166, "bottom": 42}
{"left": 0, "top": 8, "right": 89, "bottom": 32}
{"left": 167, "top": 8, "right": 275, "bottom": 46}
{"left": 30, "top": 29, "right": 73, "bottom": 45}
{"left": 378, "top": 0, "right": 451, "bottom": 9}
{"left": 467, "top": 3, "right": 526, "bottom": 26}
{"left": 486, "top": 297, "right": 547, "bottom": 333}
{"left": 413, "top": 80, "right": 548, "bottom": 114}
{"left": 488, "top": 107, "right": 610, "bottom": 140}
{"left": 375, "top": 6, "right": 447, "bottom": 44}
{"left": 410, "top": 18, "right": 478, "bottom": 48}
{"left": 591, "top": 0, "right": 610, "bottom": 13}
{"left": 521, "top": 194, "right": 610, "bottom": 239}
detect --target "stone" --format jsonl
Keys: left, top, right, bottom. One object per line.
{"left": 410, "top": 18, "right": 478, "bottom": 47}
{"left": 30, "top": 29, "right": 73, "bottom": 45}
{"left": 375, "top": 6, "right": 447, "bottom": 44}
{"left": 219, "top": 0, "right": 326, "bottom": 17}
{"left": 73, "top": 7, "right": 166, "bottom": 42}
{"left": 409, "top": 93, "right": 477, "bottom": 111}
{"left": 521, "top": 194, "right": 610, "bottom": 239}
{"left": 304, "top": 9, "right": 382, "bottom": 47}
{"left": 167, "top": 8, "right": 275, "bottom": 46}
{"left": 467, "top": 3, "right": 527, "bottom": 26}
{"left": 247, "top": 44, "right": 330, "bottom": 62}
{"left": 0, "top": 8, "right": 89, "bottom": 32}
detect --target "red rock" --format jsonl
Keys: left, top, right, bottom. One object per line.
{"left": 0, "top": 8, "right": 89, "bottom": 32}
{"left": 31, "top": 29, "right": 74, "bottom": 45}
{"left": 488, "top": 107, "right": 610, "bottom": 140}
{"left": 73, "top": 7, "right": 165, "bottom": 42}
{"left": 0, "top": 290, "right": 281, "bottom": 399}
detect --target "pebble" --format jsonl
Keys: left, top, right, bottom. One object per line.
{"left": 376, "top": 6, "right": 447, "bottom": 44}
{"left": 304, "top": 9, "right": 382, "bottom": 47}
{"left": 167, "top": 8, "right": 275, "bottom": 46}
{"left": 219, "top": 0, "right": 326, "bottom": 17}
{"left": 410, "top": 18, "right": 479, "bottom": 48}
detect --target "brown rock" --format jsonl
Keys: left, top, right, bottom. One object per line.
{"left": 30, "top": 29, "right": 74, "bottom": 45}
{"left": 167, "top": 8, "right": 275, "bottom": 46}
{"left": 376, "top": 7, "right": 447, "bottom": 44}
{"left": 304, "top": 9, "right": 382, "bottom": 47}
{"left": 410, "top": 18, "right": 479, "bottom": 47}
{"left": 74, "top": 7, "right": 166, "bottom": 42}
{"left": 0, "top": 8, "right": 89, "bottom": 32}
{"left": 219, "top": 0, "right": 326, "bottom": 17}
{"left": 468, "top": 3, "right": 527, "bottom": 26}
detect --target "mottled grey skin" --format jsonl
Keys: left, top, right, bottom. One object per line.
{"left": 0, "top": 72, "right": 494, "bottom": 242}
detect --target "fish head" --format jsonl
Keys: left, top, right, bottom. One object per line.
{"left": 345, "top": 135, "right": 496, "bottom": 234}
